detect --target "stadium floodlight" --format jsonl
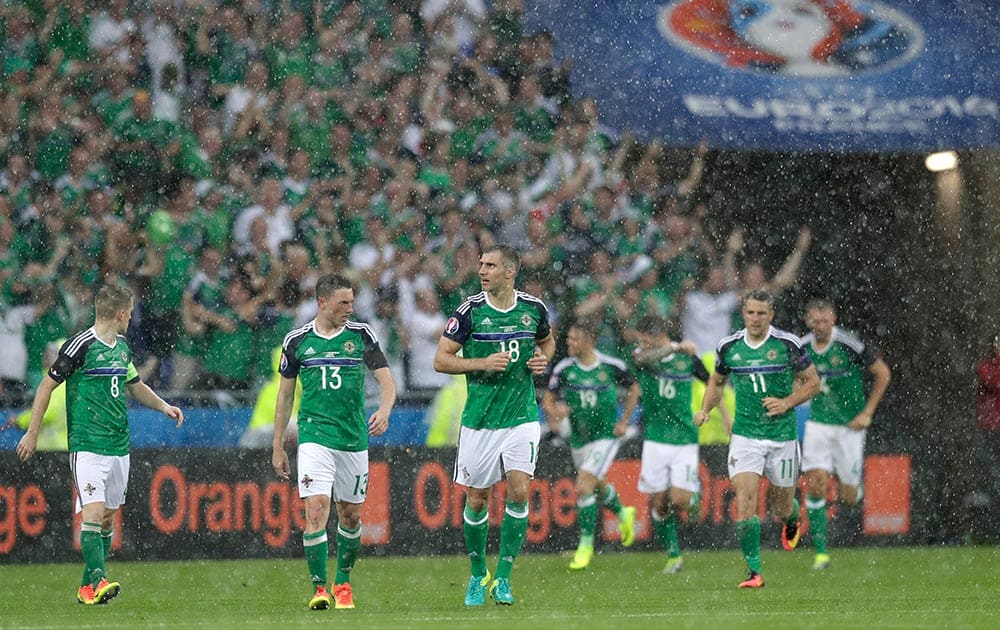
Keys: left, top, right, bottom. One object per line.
{"left": 925, "top": 151, "right": 958, "bottom": 172}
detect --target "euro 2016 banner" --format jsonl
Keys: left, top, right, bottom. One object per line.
{"left": 1, "top": 446, "right": 912, "bottom": 562}
{"left": 523, "top": 0, "right": 999, "bottom": 151}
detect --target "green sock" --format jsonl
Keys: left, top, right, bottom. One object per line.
{"left": 577, "top": 493, "right": 597, "bottom": 544}
{"left": 806, "top": 496, "right": 828, "bottom": 554}
{"left": 463, "top": 504, "right": 490, "bottom": 578}
{"left": 787, "top": 498, "right": 801, "bottom": 525}
{"left": 736, "top": 516, "right": 762, "bottom": 573}
{"left": 334, "top": 523, "right": 362, "bottom": 584}
{"left": 80, "top": 522, "right": 105, "bottom": 587}
{"left": 599, "top": 484, "right": 623, "bottom": 514}
{"left": 652, "top": 510, "right": 680, "bottom": 558}
{"left": 101, "top": 529, "right": 113, "bottom": 561}
{"left": 303, "top": 530, "right": 328, "bottom": 587}
{"left": 495, "top": 501, "right": 528, "bottom": 579}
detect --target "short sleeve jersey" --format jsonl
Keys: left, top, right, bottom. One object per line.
{"left": 800, "top": 326, "right": 877, "bottom": 426}
{"left": 49, "top": 328, "right": 141, "bottom": 456}
{"left": 443, "top": 290, "right": 551, "bottom": 430}
{"left": 279, "top": 320, "right": 388, "bottom": 451}
{"left": 716, "top": 327, "right": 812, "bottom": 441}
{"left": 633, "top": 350, "right": 710, "bottom": 445}
{"left": 547, "top": 351, "right": 635, "bottom": 448}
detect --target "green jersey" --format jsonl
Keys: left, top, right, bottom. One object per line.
{"left": 279, "top": 320, "right": 388, "bottom": 451}
{"left": 801, "top": 327, "right": 877, "bottom": 426}
{"left": 547, "top": 352, "right": 635, "bottom": 448}
{"left": 50, "top": 328, "right": 141, "bottom": 456}
{"left": 633, "top": 350, "right": 709, "bottom": 445}
{"left": 716, "top": 327, "right": 812, "bottom": 441}
{"left": 443, "top": 290, "right": 552, "bottom": 430}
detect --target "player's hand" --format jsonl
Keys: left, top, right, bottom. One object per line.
{"left": 272, "top": 447, "right": 291, "bottom": 480}
{"left": 368, "top": 409, "right": 390, "bottom": 437}
{"left": 763, "top": 397, "right": 790, "bottom": 416}
{"left": 614, "top": 418, "right": 629, "bottom": 437}
{"left": 693, "top": 410, "right": 710, "bottom": 427}
{"left": 482, "top": 352, "right": 512, "bottom": 372}
{"left": 526, "top": 349, "right": 549, "bottom": 375}
{"left": 848, "top": 412, "right": 872, "bottom": 430}
{"left": 164, "top": 404, "right": 184, "bottom": 427}
{"left": 15, "top": 430, "right": 38, "bottom": 462}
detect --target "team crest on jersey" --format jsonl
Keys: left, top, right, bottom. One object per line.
{"left": 831, "top": 356, "right": 842, "bottom": 367}
{"left": 446, "top": 317, "right": 460, "bottom": 334}
{"left": 521, "top": 314, "right": 533, "bottom": 326}
{"left": 343, "top": 341, "right": 356, "bottom": 354}
{"left": 767, "top": 350, "right": 778, "bottom": 360}
{"left": 675, "top": 359, "right": 688, "bottom": 370}
{"left": 598, "top": 372, "right": 609, "bottom": 382}
{"left": 83, "top": 483, "right": 96, "bottom": 496}
{"left": 301, "top": 475, "right": 314, "bottom": 488}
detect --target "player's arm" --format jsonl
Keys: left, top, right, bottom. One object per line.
{"left": 763, "top": 364, "right": 821, "bottom": 417}
{"left": 433, "top": 336, "right": 511, "bottom": 373}
{"left": 615, "top": 381, "right": 640, "bottom": 437}
{"left": 15, "top": 374, "right": 61, "bottom": 462}
{"left": 526, "top": 332, "right": 554, "bottom": 375}
{"left": 541, "top": 390, "right": 565, "bottom": 432}
{"left": 850, "top": 358, "right": 891, "bottom": 430}
{"left": 272, "top": 375, "right": 297, "bottom": 480}
{"left": 367, "top": 366, "right": 396, "bottom": 437}
{"left": 695, "top": 372, "right": 727, "bottom": 426}
{"left": 127, "top": 380, "right": 184, "bottom": 427}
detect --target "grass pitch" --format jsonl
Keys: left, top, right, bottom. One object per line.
{"left": 0, "top": 547, "right": 996, "bottom": 630}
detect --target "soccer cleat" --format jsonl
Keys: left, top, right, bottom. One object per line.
{"left": 489, "top": 577, "right": 514, "bottom": 605}
{"left": 618, "top": 506, "right": 637, "bottom": 548}
{"left": 308, "top": 585, "right": 332, "bottom": 610}
{"left": 77, "top": 584, "right": 96, "bottom": 605}
{"left": 568, "top": 544, "right": 594, "bottom": 570}
{"left": 663, "top": 556, "right": 684, "bottom": 575}
{"left": 738, "top": 571, "right": 765, "bottom": 589}
{"left": 781, "top": 520, "right": 802, "bottom": 551}
{"left": 813, "top": 553, "right": 831, "bottom": 570}
{"left": 93, "top": 578, "right": 120, "bottom": 604}
{"left": 464, "top": 570, "right": 491, "bottom": 606}
{"left": 78, "top": 579, "right": 120, "bottom": 605}
{"left": 333, "top": 583, "right": 355, "bottom": 609}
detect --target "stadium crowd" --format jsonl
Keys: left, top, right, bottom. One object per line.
{"left": 0, "top": 0, "right": 811, "bottom": 409}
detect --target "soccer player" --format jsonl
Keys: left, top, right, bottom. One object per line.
{"left": 542, "top": 319, "right": 640, "bottom": 571}
{"left": 632, "top": 315, "right": 712, "bottom": 575}
{"left": 695, "top": 289, "right": 820, "bottom": 588}
{"left": 15, "top": 284, "right": 184, "bottom": 605}
{"left": 434, "top": 244, "right": 555, "bottom": 607}
{"left": 800, "top": 299, "right": 890, "bottom": 570}
{"left": 272, "top": 273, "right": 397, "bottom": 611}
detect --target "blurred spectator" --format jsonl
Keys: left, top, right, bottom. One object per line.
{"left": 403, "top": 287, "right": 451, "bottom": 391}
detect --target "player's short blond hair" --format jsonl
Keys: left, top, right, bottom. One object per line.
{"left": 95, "top": 284, "right": 133, "bottom": 320}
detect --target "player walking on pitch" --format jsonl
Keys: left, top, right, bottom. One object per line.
{"left": 800, "top": 299, "right": 890, "bottom": 570}
{"left": 632, "top": 315, "right": 714, "bottom": 575}
{"left": 16, "top": 284, "right": 185, "bottom": 605}
{"left": 695, "top": 290, "right": 820, "bottom": 588}
{"left": 434, "top": 244, "right": 555, "bottom": 606}
{"left": 542, "top": 319, "right": 639, "bottom": 570}
{"left": 272, "top": 274, "right": 396, "bottom": 611}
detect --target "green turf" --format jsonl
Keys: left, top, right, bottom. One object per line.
{"left": 0, "top": 547, "right": 997, "bottom": 629}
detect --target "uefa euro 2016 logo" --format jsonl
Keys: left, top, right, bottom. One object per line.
{"left": 659, "top": 0, "right": 924, "bottom": 77}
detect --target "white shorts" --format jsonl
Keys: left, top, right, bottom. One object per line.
{"left": 571, "top": 439, "right": 621, "bottom": 480}
{"left": 728, "top": 434, "right": 800, "bottom": 488}
{"left": 638, "top": 441, "right": 700, "bottom": 494}
{"left": 296, "top": 442, "right": 369, "bottom": 504}
{"left": 71, "top": 452, "right": 130, "bottom": 511}
{"left": 801, "top": 421, "right": 866, "bottom": 487}
{"left": 454, "top": 422, "right": 541, "bottom": 489}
